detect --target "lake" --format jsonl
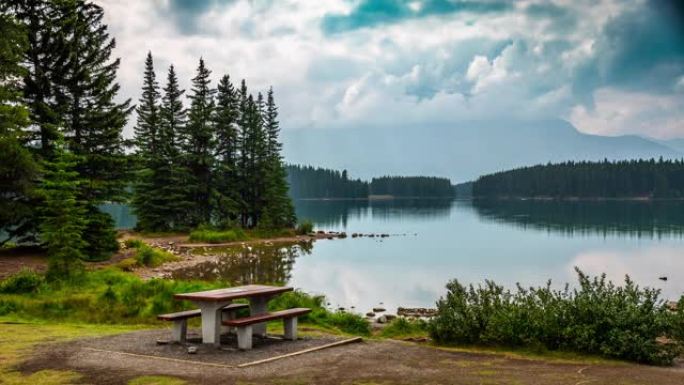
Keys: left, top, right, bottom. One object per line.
{"left": 105, "top": 199, "right": 684, "bottom": 314}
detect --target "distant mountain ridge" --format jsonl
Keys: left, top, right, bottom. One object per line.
{"left": 282, "top": 120, "right": 681, "bottom": 183}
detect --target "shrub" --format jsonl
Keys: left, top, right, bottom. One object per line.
{"left": 133, "top": 244, "right": 177, "bottom": 268}
{"left": 381, "top": 317, "right": 428, "bottom": 338}
{"left": 295, "top": 220, "right": 314, "bottom": 235}
{"left": 429, "top": 268, "right": 683, "bottom": 365}
{"left": 124, "top": 239, "right": 144, "bottom": 249}
{"left": 0, "top": 269, "right": 44, "bottom": 294}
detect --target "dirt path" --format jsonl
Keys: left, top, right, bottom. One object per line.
{"left": 18, "top": 329, "right": 684, "bottom": 385}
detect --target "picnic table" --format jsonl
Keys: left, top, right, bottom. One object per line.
{"left": 174, "top": 284, "right": 293, "bottom": 345}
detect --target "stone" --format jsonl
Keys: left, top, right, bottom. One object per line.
{"left": 377, "top": 315, "right": 388, "bottom": 324}
{"left": 366, "top": 312, "right": 375, "bottom": 317}
{"left": 156, "top": 339, "right": 170, "bottom": 345}
{"left": 187, "top": 346, "right": 198, "bottom": 354}
{"left": 373, "top": 307, "right": 386, "bottom": 313}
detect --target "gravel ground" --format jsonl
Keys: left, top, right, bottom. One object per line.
{"left": 18, "top": 328, "right": 684, "bottom": 385}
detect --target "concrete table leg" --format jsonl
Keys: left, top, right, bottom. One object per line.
{"left": 237, "top": 326, "right": 253, "bottom": 350}
{"left": 283, "top": 317, "right": 297, "bottom": 340}
{"left": 195, "top": 301, "right": 229, "bottom": 346}
{"left": 249, "top": 296, "right": 269, "bottom": 337}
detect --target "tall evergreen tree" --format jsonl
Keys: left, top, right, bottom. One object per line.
{"left": 49, "top": 0, "right": 132, "bottom": 259}
{"left": 131, "top": 52, "right": 169, "bottom": 231}
{"left": 133, "top": 52, "right": 161, "bottom": 156}
{"left": 213, "top": 74, "right": 241, "bottom": 226}
{"left": 260, "top": 88, "right": 295, "bottom": 228}
{"left": 154, "top": 65, "right": 193, "bottom": 230}
{"left": 0, "top": 8, "right": 39, "bottom": 246}
{"left": 39, "top": 140, "right": 87, "bottom": 280}
{"left": 179, "top": 58, "right": 216, "bottom": 225}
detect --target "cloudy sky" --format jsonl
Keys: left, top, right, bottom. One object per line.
{"left": 98, "top": 0, "right": 684, "bottom": 140}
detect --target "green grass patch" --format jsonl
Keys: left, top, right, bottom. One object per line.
{"left": 188, "top": 226, "right": 296, "bottom": 244}
{"left": 116, "top": 241, "right": 178, "bottom": 271}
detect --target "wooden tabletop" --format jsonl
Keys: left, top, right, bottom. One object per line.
{"left": 174, "top": 284, "right": 293, "bottom": 302}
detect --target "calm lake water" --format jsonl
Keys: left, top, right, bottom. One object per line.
{"left": 106, "top": 199, "right": 684, "bottom": 313}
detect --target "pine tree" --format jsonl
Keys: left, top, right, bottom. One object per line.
{"left": 134, "top": 52, "right": 161, "bottom": 156}
{"left": 0, "top": 8, "right": 39, "bottom": 246}
{"left": 156, "top": 65, "right": 193, "bottom": 230}
{"left": 131, "top": 52, "right": 167, "bottom": 231}
{"left": 179, "top": 58, "right": 216, "bottom": 226}
{"left": 40, "top": 140, "right": 87, "bottom": 280}
{"left": 11, "top": 0, "right": 62, "bottom": 159}
{"left": 260, "top": 88, "right": 295, "bottom": 228}
{"left": 213, "top": 74, "right": 241, "bottom": 226}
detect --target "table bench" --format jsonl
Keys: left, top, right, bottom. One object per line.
{"left": 158, "top": 303, "right": 249, "bottom": 343}
{"left": 223, "top": 307, "right": 311, "bottom": 350}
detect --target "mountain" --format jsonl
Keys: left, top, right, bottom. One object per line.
{"left": 658, "top": 138, "right": 684, "bottom": 154}
{"left": 282, "top": 120, "right": 681, "bottom": 183}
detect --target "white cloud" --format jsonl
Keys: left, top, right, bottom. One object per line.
{"left": 96, "top": 0, "right": 684, "bottom": 140}
{"left": 569, "top": 88, "right": 684, "bottom": 139}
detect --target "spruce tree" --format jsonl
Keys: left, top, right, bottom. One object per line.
{"left": 260, "top": 88, "right": 295, "bottom": 228}
{"left": 131, "top": 52, "right": 166, "bottom": 231}
{"left": 0, "top": 8, "right": 39, "bottom": 246}
{"left": 157, "top": 65, "right": 192, "bottom": 230}
{"left": 40, "top": 140, "right": 87, "bottom": 280}
{"left": 213, "top": 74, "right": 241, "bottom": 226}
{"left": 180, "top": 58, "right": 216, "bottom": 226}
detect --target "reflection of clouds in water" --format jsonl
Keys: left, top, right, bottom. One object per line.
{"left": 569, "top": 246, "right": 684, "bottom": 300}
{"left": 290, "top": 256, "right": 444, "bottom": 312}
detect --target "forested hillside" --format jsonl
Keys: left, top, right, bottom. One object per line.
{"left": 473, "top": 159, "right": 684, "bottom": 199}
{"left": 286, "top": 165, "right": 455, "bottom": 199}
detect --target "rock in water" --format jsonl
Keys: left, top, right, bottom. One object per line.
{"left": 373, "top": 307, "right": 386, "bottom": 313}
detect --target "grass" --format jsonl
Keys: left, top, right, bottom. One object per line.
{"left": 379, "top": 318, "right": 428, "bottom": 339}
{"left": 0, "top": 317, "right": 140, "bottom": 385}
{"left": 188, "top": 227, "right": 296, "bottom": 244}
{"left": 117, "top": 241, "right": 179, "bottom": 271}
{"left": 127, "top": 376, "right": 187, "bottom": 385}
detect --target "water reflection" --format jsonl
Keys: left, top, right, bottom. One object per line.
{"left": 470, "top": 199, "right": 684, "bottom": 238}
{"left": 172, "top": 242, "right": 313, "bottom": 285}
{"left": 295, "top": 198, "right": 453, "bottom": 228}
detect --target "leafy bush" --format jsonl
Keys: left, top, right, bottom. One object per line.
{"left": 124, "top": 239, "right": 144, "bottom": 249}
{"left": 381, "top": 317, "right": 428, "bottom": 338}
{"left": 429, "top": 268, "right": 684, "bottom": 365}
{"left": 189, "top": 228, "right": 247, "bottom": 243}
{"left": 295, "top": 220, "right": 314, "bottom": 235}
{"left": 119, "top": 242, "right": 178, "bottom": 269}
{"left": 0, "top": 269, "right": 44, "bottom": 294}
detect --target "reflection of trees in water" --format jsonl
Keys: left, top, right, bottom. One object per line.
{"left": 471, "top": 199, "right": 684, "bottom": 238}
{"left": 173, "top": 241, "right": 313, "bottom": 285}
{"left": 294, "top": 199, "right": 453, "bottom": 228}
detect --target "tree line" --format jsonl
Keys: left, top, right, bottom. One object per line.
{"left": 473, "top": 159, "right": 684, "bottom": 199}
{"left": 286, "top": 165, "right": 455, "bottom": 199}
{"left": 0, "top": 0, "right": 293, "bottom": 279}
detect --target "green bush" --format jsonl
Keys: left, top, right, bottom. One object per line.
{"left": 189, "top": 228, "right": 247, "bottom": 243}
{"left": 429, "top": 268, "right": 684, "bottom": 365}
{"left": 295, "top": 220, "right": 314, "bottom": 235}
{"left": 132, "top": 244, "right": 177, "bottom": 268}
{"left": 124, "top": 239, "right": 144, "bottom": 249}
{"left": 381, "top": 317, "right": 428, "bottom": 338}
{"left": 0, "top": 269, "right": 44, "bottom": 294}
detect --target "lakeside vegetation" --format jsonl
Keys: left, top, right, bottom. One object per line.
{"left": 473, "top": 159, "right": 684, "bottom": 199}
{"left": 286, "top": 164, "right": 455, "bottom": 199}
{"left": 430, "top": 269, "right": 684, "bottom": 365}
{"left": 1, "top": 0, "right": 295, "bottom": 281}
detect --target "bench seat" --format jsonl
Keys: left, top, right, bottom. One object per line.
{"left": 223, "top": 307, "right": 311, "bottom": 349}
{"left": 158, "top": 303, "right": 249, "bottom": 343}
